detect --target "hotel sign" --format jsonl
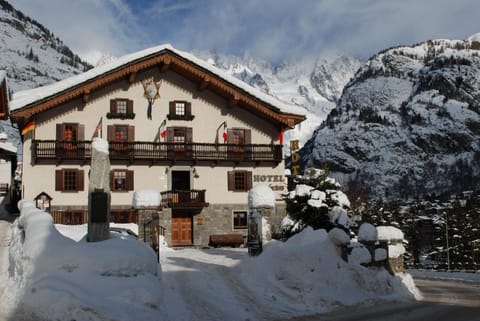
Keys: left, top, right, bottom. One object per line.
{"left": 290, "top": 139, "right": 300, "bottom": 175}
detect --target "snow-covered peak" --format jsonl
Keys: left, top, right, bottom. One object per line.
{"left": 467, "top": 32, "right": 480, "bottom": 42}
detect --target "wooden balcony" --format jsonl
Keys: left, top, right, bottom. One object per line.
{"left": 160, "top": 190, "right": 209, "bottom": 208}
{"left": 32, "top": 140, "right": 283, "bottom": 165}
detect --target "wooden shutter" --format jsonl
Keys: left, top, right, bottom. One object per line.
{"left": 78, "top": 124, "right": 85, "bottom": 141}
{"left": 185, "top": 127, "right": 193, "bottom": 143}
{"left": 76, "top": 170, "right": 84, "bottom": 191}
{"left": 167, "top": 127, "right": 175, "bottom": 142}
{"left": 55, "top": 170, "right": 63, "bottom": 191}
{"left": 128, "top": 126, "right": 135, "bottom": 142}
{"left": 244, "top": 129, "right": 251, "bottom": 145}
{"left": 56, "top": 123, "right": 64, "bottom": 140}
{"left": 107, "top": 125, "right": 114, "bottom": 142}
{"left": 110, "top": 99, "right": 115, "bottom": 112}
{"left": 169, "top": 101, "right": 175, "bottom": 115}
{"left": 227, "top": 129, "right": 234, "bottom": 144}
{"left": 109, "top": 171, "right": 114, "bottom": 190}
{"left": 227, "top": 171, "right": 235, "bottom": 191}
{"left": 246, "top": 171, "right": 252, "bottom": 190}
{"left": 186, "top": 102, "right": 192, "bottom": 117}
{"left": 127, "top": 100, "right": 133, "bottom": 114}
{"left": 126, "top": 170, "right": 134, "bottom": 191}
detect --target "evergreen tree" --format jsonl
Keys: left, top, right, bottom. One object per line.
{"left": 284, "top": 167, "right": 352, "bottom": 236}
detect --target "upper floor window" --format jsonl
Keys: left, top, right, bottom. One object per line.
{"left": 55, "top": 169, "right": 84, "bottom": 192}
{"left": 227, "top": 170, "right": 252, "bottom": 192}
{"left": 57, "top": 123, "right": 84, "bottom": 142}
{"left": 107, "top": 99, "right": 135, "bottom": 119}
{"left": 110, "top": 170, "right": 134, "bottom": 191}
{"left": 107, "top": 125, "right": 135, "bottom": 142}
{"left": 168, "top": 101, "right": 194, "bottom": 120}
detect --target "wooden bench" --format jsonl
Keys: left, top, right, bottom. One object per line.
{"left": 209, "top": 234, "right": 244, "bottom": 248}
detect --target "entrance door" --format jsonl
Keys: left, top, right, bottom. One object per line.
{"left": 171, "top": 212, "right": 193, "bottom": 246}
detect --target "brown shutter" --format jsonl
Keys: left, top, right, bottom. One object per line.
{"left": 76, "top": 170, "right": 84, "bottom": 191}
{"left": 107, "top": 125, "right": 114, "bottom": 142}
{"left": 169, "top": 101, "right": 175, "bottom": 115}
{"left": 185, "top": 127, "right": 193, "bottom": 143}
{"left": 109, "top": 171, "right": 114, "bottom": 190}
{"left": 186, "top": 102, "right": 192, "bottom": 117}
{"left": 78, "top": 124, "right": 85, "bottom": 141}
{"left": 55, "top": 170, "right": 63, "bottom": 191}
{"left": 227, "top": 129, "right": 234, "bottom": 144}
{"left": 128, "top": 126, "right": 135, "bottom": 142}
{"left": 110, "top": 99, "right": 115, "bottom": 112}
{"left": 126, "top": 170, "right": 134, "bottom": 191}
{"left": 167, "top": 127, "right": 174, "bottom": 142}
{"left": 56, "top": 123, "right": 64, "bottom": 140}
{"left": 127, "top": 100, "right": 133, "bottom": 114}
{"left": 244, "top": 129, "right": 251, "bottom": 145}
{"left": 227, "top": 171, "right": 235, "bottom": 191}
{"left": 246, "top": 171, "right": 253, "bottom": 190}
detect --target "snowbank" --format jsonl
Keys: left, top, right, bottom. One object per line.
{"left": 132, "top": 188, "right": 162, "bottom": 208}
{"left": 91, "top": 137, "right": 109, "bottom": 154}
{"left": 248, "top": 184, "right": 275, "bottom": 208}
{"left": 3, "top": 201, "right": 162, "bottom": 321}
{"left": 234, "top": 227, "right": 419, "bottom": 318}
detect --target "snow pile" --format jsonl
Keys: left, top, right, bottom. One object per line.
{"left": 358, "top": 222, "right": 378, "bottom": 242}
{"left": 377, "top": 226, "right": 404, "bottom": 241}
{"left": 2, "top": 201, "right": 162, "bottom": 321}
{"left": 248, "top": 184, "right": 275, "bottom": 208}
{"left": 132, "top": 188, "right": 162, "bottom": 209}
{"left": 234, "top": 227, "right": 419, "bottom": 318}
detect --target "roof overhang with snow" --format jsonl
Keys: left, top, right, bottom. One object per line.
{"left": 0, "top": 71, "right": 8, "bottom": 120}
{"left": 9, "top": 45, "right": 305, "bottom": 129}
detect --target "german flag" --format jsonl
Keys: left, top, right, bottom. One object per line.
{"left": 21, "top": 119, "right": 35, "bottom": 136}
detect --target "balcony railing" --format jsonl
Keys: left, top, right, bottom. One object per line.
{"left": 160, "top": 190, "right": 208, "bottom": 208}
{"left": 32, "top": 140, "right": 283, "bottom": 164}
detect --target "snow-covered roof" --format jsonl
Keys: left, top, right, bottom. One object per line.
{"left": 0, "top": 70, "right": 6, "bottom": 84}
{"left": 9, "top": 44, "right": 305, "bottom": 122}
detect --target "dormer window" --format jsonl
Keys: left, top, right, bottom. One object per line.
{"left": 168, "top": 101, "right": 194, "bottom": 120}
{"left": 107, "top": 99, "right": 135, "bottom": 119}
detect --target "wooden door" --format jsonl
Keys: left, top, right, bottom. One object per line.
{"left": 171, "top": 212, "right": 192, "bottom": 246}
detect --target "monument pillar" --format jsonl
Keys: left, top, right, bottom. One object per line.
{"left": 87, "top": 138, "right": 111, "bottom": 242}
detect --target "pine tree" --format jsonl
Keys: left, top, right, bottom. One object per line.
{"left": 284, "top": 167, "right": 352, "bottom": 235}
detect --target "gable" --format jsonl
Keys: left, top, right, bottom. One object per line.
{"left": 9, "top": 45, "right": 305, "bottom": 129}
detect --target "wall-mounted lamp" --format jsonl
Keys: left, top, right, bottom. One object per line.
{"left": 193, "top": 168, "right": 199, "bottom": 178}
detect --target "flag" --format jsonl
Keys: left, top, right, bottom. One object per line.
{"left": 159, "top": 118, "right": 167, "bottom": 138}
{"left": 222, "top": 121, "right": 228, "bottom": 142}
{"left": 278, "top": 127, "right": 284, "bottom": 145}
{"left": 21, "top": 119, "right": 35, "bottom": 136}
{"left": 92, "top": 117, "right": 102, "bottom": 139}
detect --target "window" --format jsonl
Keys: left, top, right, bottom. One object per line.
{"left": 168, "top": 101, "right": 193, "bottom": 120}
{"left": 56, "top": 123, "right": 84, "bottom": 142}
{"left": 110, "top": 170, "right": 134, "bottom": 191}
{"left": 167, "top": 127, "right": 193, "bottom": 156}
{"left": 62, "top": 211, "right": 84, "bottom": 225}
{"left": 233, "top": 210, "right": 248, "bottom": 229}
{"left": 227, "top": 171, "right": 252, "bottom": 191}
{"left": 55, "top": 169, "right": 84, "bottom": 192}
{"left": 107, "top": 99, "right": 134, "bottom": 119}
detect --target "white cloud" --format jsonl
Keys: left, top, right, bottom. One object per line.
{"left": 11, "top": 0, "right": 480, "bottom": 64}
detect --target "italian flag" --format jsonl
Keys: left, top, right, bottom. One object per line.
{"left": 159, "top": 119, "right": 167, "bottom": 138}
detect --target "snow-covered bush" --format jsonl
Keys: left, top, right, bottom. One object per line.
{"left": 284, "top": 167, "right": 353, "bottom": 236}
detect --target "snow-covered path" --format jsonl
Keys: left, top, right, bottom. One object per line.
{"left": 160, "top": 248, "right": 267, "bottom": 321}
{"left": 0, "top": 217, "right": 13, "bottom": 319}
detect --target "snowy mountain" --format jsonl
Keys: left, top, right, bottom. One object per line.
{"left": 193, "top": 50, "right": 362, "bottom": 149}
{"left": 301, "top": 34, "right": 480, "bottom": 200}
{"left": 0, "top": 0, "right": 92, "bottom": 154}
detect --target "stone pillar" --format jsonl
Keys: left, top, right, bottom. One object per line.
{"left": 87, "top": 138, "right": 111, "bottom": 242}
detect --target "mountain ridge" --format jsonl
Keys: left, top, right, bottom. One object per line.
{"left": 301, "top": 35, "right": 480, "bottom": 200}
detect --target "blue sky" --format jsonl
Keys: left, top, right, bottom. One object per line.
{"left": 12, "top": 0, "right": 480, "bottom": 65}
